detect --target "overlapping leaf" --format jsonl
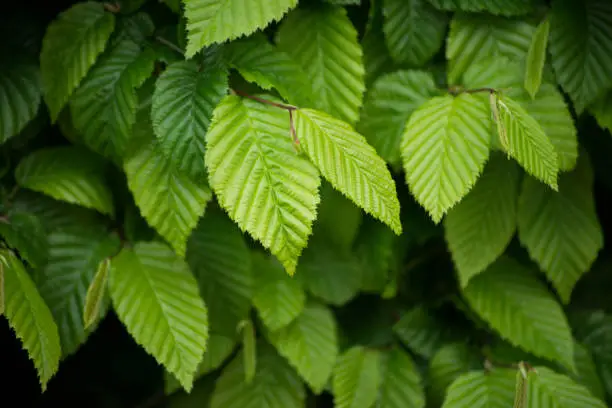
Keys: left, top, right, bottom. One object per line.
{"left": 184, "top": 0, "right": 297, "bottom": 57}
{"left": 518, "top": 155, "right": 603, "bottom": 303}
{"left": 15, "top": 146, "right": 114, "bottom": 216}
{"left": 572, "top": 342, "right": 606, "bottom": 400}
{"left": 1, "top": 249, "right": 61, "bottom": 391}
{"left": 0, "top": 61, "right": 41, "bottom": 143}
{"left": 355, "top": 216, "right": 397, "bottom": 292}
{"left": 401, "top": 94, "right": 491, "bottom": 223}
{"left": 313, "top": 182, "right": 363, "bottom": 250}
{"left": 205, "top": 95, "right": 320, "bottom": 274}
{"left": 462, "top": 257, "right": 575, "bottom": 371}
{"left": 526, "top": 366, "right": 607, "bottom": 407}
{"left": 378, "top": 347, "right": 425, "bottom": 408}
{"left": 428, "top": 0, "right": 538, "bottom": 15}
{"left": 358, "top": 70, "right": 438, "bottom": 167}
{"left": 0, "top": 211, "right": 48, "bottom": 268}
{"left": 393, "top": 307, "right": 458, "bottom": 358}
{"left": 441, "top": 369, "right": 516, "bottom": 407}
{"left": 362, "top": 0, "right": 397, "bottom": 85}
{"left": 445, "top": 154, "right": 521, "bottom": 287}
{"left": 109, "top": 242, "right": 209, "bottom": 391}
{"left": 525, "top": 17, "right": 550, "bottom": 99}
{"left": 277, "top": 6, "right": 365, "bottom": 124}
{"left": 83, "top": 258, "right": 110, "bottom": 330}
{"left": 40, "top": 2, "right": 115, "bottom": 121}
{"left": 332, "top": 346, "right": 382, "bottom": 408}
{"left": 382, "top": 0, "right": 448, "bottom": 67}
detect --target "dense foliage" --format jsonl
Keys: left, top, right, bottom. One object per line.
{"left": 2, "top": 0, "right": 612, "bottom": 406}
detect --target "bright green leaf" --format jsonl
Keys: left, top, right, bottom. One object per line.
{"left": 401, "top": 94, "right": 491, "bottom": 223}
{"left": 40, "top": 2, "right": 115, "bottom": 121}
{"left": 0, "top": 61, "right": 41, "bottom": 143}
{"left": 15, "top": 146, "right": 114, "bottom": 216}
{"left": 332, "top": 346, "right": 382, "bottom": 408}
{"left": 205, "top": 95, "right": 321, "bottom": 274}
{"left": 1, "top": 249, "right": 61, "bottom": 391}
{"left": 462, "top": 257, "right": 575, "bottom": 371}
{"left": 184, "top": 0, "right": 297, "bottom": 57}
{"left": 526, "top": 366, "right": 607, "bottom": 408}
{"left": 427, "top": 0, "right": 538, "bottom": 15}
{"left": 239, "top": 319, "right": 257, "bottom": 384}
{"left": 442, "top": 369, "right": 516, "bottom": 407}
{"left": 277, "top": 6, "right": 365, "bottom": 125}
{"left": 83, "top": 258, "right": 110, "bottom": 331}
{"left": 0, "top": 211, "right": 48, "bottom": 268}
{"left": 109, "top": 242, "right": 208, "bottom": 392}
{"left": 379, "top": 347, "right": 425, "bottom": 408}
{"left": 428, "top": 343, "right": 483, "bottom": 405}
{"left": 525, "top": 17, "right": 550, "bottom": 99}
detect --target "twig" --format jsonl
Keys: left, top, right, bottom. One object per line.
{"left": 103, "top": 2, "right": 121, "bottom": 13}
{"left": 449, "top": 86, "right": 497, "bottom": 96}
{"left": 232, "top": 89, "right": 297, "bottom": 111}
{"left": 155, "top": 36, "right": 184, "bottom": 56}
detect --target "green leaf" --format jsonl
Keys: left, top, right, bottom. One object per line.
{"left": 223, "top": 35, "right": 313, "bottom": 107}
{"left": 41, "top": 2, "right": 115, "bottom": 121}
{"left": 15, "top": 146, "right": 114, "bottom": 216}
{"left": 549, "top": 0, "right": 612, "bottom": 113}
{"left": 495, "top": 94, "right": 559, "bottom": 189}
{"left": 526, "top": 366, "right": 607, "bottom": 408}
{"left": 294, "top": 108, "right": 401, "bottom": 234}
{"left": 442, "top": 369, "right": 516, "bottom": 407}
{"left": 355, "top": 216, "right": 397, "bottom": 293}
{"left": 277, "top": 6, "right": 365, "bottom": 125}
{"left": 462, "top": 257, "right": 575, "bottom": 371}
{"left": 400, "top": 94, "right": 492, "bottom": 223}
{"left": 184, "top": 0, "right": 297, "bottom": 57}
{"left": 109, "top": 242, "right": 208, "bottom": 392}
{"left": 382, "top": 0, "right": 448, "bottom": 66}
{"left": 446, "top": 13, "right": 535, "bottom": 84}
{"left": 518, "top": 155, "right": 603, "bottom": 303}
{"left": 268, "top": 303, "right": 338, "bottom": 394}
{"left": 362, "top": 0, "right": 398, "bottom": 86}
{"left": 0, "top": 211, "right": 48, "bottom": 268}
{"left": 428, "top": 0, "right": 538, "bottom": 15}
{"left": 393, "top": 307, "right": 457, "bottom": 358}
{"left": 428, "top": 343, "right": 483, "bottom": 405}
{"left": 358, "top": 70, "right": 438, "bottom": 167}
{"left": 37, "top": 227, "right": 120, "bottom": 356}
{"left": 0, "top": 61, "right": 41, "bottom": 143}
{"left": 205, "top": 95, "right": 320, "bottom": 274}
{"left": 83, "top": 258, "right": 110, "bottom": 331}
{"left": 239, "top": 319, "right": 257, "bottom": 384}
{"left": 125, "top": 137, "right": 212, "bottom": 257}
{"left": 1, "top": 249, "right": 61, "bottom": 391}
{"left": 70, "top": 40, "right": 156, "bottom": 160}
{"left": 445, "top": 154, "right": 521, "bottom": 288}
{"left": 379, "top": 347, "right": 425, "bottom": 408}
{"left": 151, "top": 60, "right": 228, "bottom": 178}
{"left": 210, "top": 343, "right": 306, "bottom": 408}
{"left": 525, "top": 17, "right": 550, "bottom": 99}
{"left": 252, "top": 252, "right": 305, "bottom": 331}
{"left": 187, "top": 207, "right": 253, "bottom": 336}
{"left": 589, "top": 91, "right": 612, "bottom": 132}
{"left": 572, "top": 342, "right": 606, "bottom": 400}
{"left": 314, "top": 182, "right": 362, "bottom": 250}
{"left": 332, "top": 346, "right": 382, "bottom": 408}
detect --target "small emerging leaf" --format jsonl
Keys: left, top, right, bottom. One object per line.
{"left": 83, "top": 258, "right": 110, "bottom": 330}
{"left": 238, "top": 320, "right": 257, "bottom": 384}
{"left": 524, "top": 17, "right": 550, "bottom": 99}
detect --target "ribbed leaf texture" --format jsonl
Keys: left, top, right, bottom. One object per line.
{"left": 0, "top": 61, "right": 41, "bottom": 142}
{"left": 210, "top": 343, "right": 305, "bottom": 408}
{"left": 151, "top": 60, "right": 228, "bottom": 178}
{"left": 428, "top": 0, "right": 538, "bottom": 15}
{"left": 332, "top": 346, "right": 382, "bottom": 408}
{"left": 378, "top": 347, "right": 425, "bottom": 408}
{"left": 572, "top": 342, "right": 606, "bottom": 400}
{"left": 70, "top": 40, "right": 156, "bottom": 160}
{"left": 37, "top": 226, "right": 119, "bottom": 356}
{"left": 358, "top": 70, "right": 438, "bottom": 167}
{"left": 15, "top": 146, "right": 114, "bottom": 216}
{"left": 205, "top": 95, "right": 321, "bottom": 275}
{"left": 109, "top": 242, "right": 208, "bottom": 392}
{"left": 294, "top": 108, "right": 401, "bottom": 233}
{"left": 393, "top": 307, "right": 456, "bottom": 358}
{"left": 549, "top": 0, "right": 612, "bottom": 113}
{"left": 446, "top": 13, "right": 535, "bottom": 84}
{"left": 0, "top": 211, "right": 48, "bottom": 268}
{"left": 518, "top": 155, "right": 603, "bottom": 303}
{"left": 525, "top": 366, "right": 607, "bottom": 408}
{"left": 83, "top": 258, "right": 110, "bottom": 330}
{"left": 183, "top": 0, "right": 297, "bottom": 57}
{"left": 462, "top": 257, "right": 575, "bottom": 371}
{"left": 445, "top": 154, "right": 521, "bottom": 288}
{"left": 495, "top": 95, "right": 559, "bottom": 189}
{"left": 362, "top": 0, "right": 397, "bottom": 86}
{"left": 252, "top": 252, "right": 305, "bottom": 331}
{"left": 224, "top": 35, "right": 313, "bottom": 107}
{"left": 441, "top": 369, "right": 516, "bottom": 407}
{"left": 40, "top": 2, "right": 115, "bottom": 121}
{"left": 382, "top": 0, "right": 448, "bottom": 66}
{"left": 277, "top": 6, "right": 365, "bottom": 125}
{"left": 1, "top": 249, "right": 61, "bottom": 391}
{"left": 187, "top": 207, "right": 253, "bottom": 336}
{"left": 268, "top": 303, "right": 338, "bottom": 394}
{"left": 124, "top": 137, "right": 212, "bottom": 257}
{"left": 524, "top": 17, "right": 550, "bottom": 99}
{"left": 400, "top": 94, "right": 491, "bottom": 223}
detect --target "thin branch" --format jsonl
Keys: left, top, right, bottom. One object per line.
{"left": 155, "top": 36, "right": 184, "bottom": 56}
{"left": 232, "top": 89, "right": 297, "bottom": 111}
{"left": 103, "top": 2, "right": 121, "bottom": 13}
{"left": 449, "top": 86, "right": 497, "bottom": 96}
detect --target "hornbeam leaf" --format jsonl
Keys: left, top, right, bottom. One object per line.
{"left": 184, "top": 0, "right": 298, "bottom": 57}
{"left": 400, "top": 94, "right": 491, "bottom": 223}
{"left": 462, "top": 257, "right": 575, "bottom": 371}
{"left": 41, "top": 2, "right": 115, "bottom": 121}
{"left": 518, "top": 155, "right": 603, "bottom": 303}
{"left": 205, "top": 95, "right": 321, "bottom": 274}
{"left": 526, "top": 366, "right": 607, "bottom": 408}
{"left": 0, "top": 211, "right": 48, "bottom": 268}
{"left": 277, "top": 6, "right": 365, "bottom": 125}
{"left": 83, "top": 258, "right": 110, "bottom": 330}
{"left": 294, "top": 108, "right": 401, "bottom": 234}
{"left": 15, "top": 146, "right": 114, "bottom": 216}
{"left": 0, "top": 61, "right": 41, "bottom": 143}
{"left": 332, "top": 346, "right": 382, "bottom": 408}
{"left": 379, "top": 347, "right": 426, "bottom": 408}
{"left": 109, "top": 242, "right": 209, "bottom": 392}
{"left": 1, "top": 249, "right": 61, "bottom": 391}
{"left": 441, "top": 369, "right": 516, "bottom": 407}
{"left": 428, "top": 0, "right": 538, "bottom": 15}
{"left": 524, "top": 17, "right": 550, "bottom": 99}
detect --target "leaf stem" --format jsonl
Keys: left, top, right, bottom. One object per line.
{"left": 449, "top": 86, "right": 498, "bottom": 96}
{"left": 231, "top": 89, "right": 297, "bottom": 111}
{"left": 155, "top": 36, "right": 184, "bottom": 56}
